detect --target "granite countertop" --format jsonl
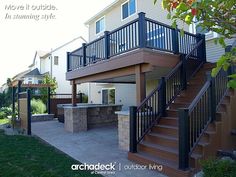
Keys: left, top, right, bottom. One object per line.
{"left": 115, "top": 110, "right": 129, "bottom": 116}
{"left": 57, "top": 103, "right": 122, "bottom": 108}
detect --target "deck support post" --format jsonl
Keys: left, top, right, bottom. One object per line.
{"left": 135, "top": 65, "right": 146, "bottom": 105}
{"left": 72, "top": 80, "right": 77, "bottom": 107}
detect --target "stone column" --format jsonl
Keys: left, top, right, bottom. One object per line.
{"left": 64, "top": 107, "right": 88, "bottom": 133}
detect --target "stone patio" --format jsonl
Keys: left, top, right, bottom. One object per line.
{"left": 32, "top": 120, "right": 166, "bottom": 177}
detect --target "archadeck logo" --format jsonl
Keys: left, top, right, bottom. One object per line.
{"left": 71, "top": 162, "right": 116, "bottom": 175}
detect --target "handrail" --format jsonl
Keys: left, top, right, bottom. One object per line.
{"left": 178, "top": 67, "right": 231, "bottom": 170}
{"left": 109, "top": 18, "right": 139, "bottom": 34}
{"left": 188, "top": 81, "right": 210, "bottom": 112}
{"left": 137, "top": 82, "right": 162, "bottom": 110}
{"left": 129, "top": 29, "right": 205, "bottom": 153}
{"left": 165, "top": 61, "right": 183, "bottom": 79}
{"left": 67, "top": 12, "right": 201, "bottom": 72}
{"left": 185, "top": 39, "right": 203, "bottom": 59}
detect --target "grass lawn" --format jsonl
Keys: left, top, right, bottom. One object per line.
{"left": 0, "top": 129, "right": 101, "bottom": 177}
{"left": 0, "top": 118, "right": 9, "bottom": 125}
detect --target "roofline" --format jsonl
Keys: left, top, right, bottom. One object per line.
{"left": 12, "top": 69, "right": 31, "bottom": 80}
{"left": 41, "top": 36, "right": 87, "bottom": 58}
{"left": 84, "top": 0, "right": 120, "bottom": 25}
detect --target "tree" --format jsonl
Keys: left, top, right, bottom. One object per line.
{"left": 154, "top": 0, "right": 236, "bottom": 88}
{"left": 39, "top": 74, "right": 57, "bottom": 103}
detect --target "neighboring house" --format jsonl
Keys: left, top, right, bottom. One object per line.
{"left": 0, "top": 83, "right": 8, "bottom": 93}
{"left": 22, "top": 68, "right": 43, "bottom": 84}
{"left": 189, "top": 23, "right": 236, "bottom": 63}
{"left": 83, "top": 0, "right": 188, "bottom": 110}
{"left": 11, "top": 69, "right": 31, "bottom": 86}
{"left": 29, "top": 37, "right": 89, "bottom": 95}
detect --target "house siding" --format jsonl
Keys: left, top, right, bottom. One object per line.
{"left": 206, "top": 38, "right": 235, "bottom": 63}
{"left": 88, "top": 0, "right": 188, "bottom": 42}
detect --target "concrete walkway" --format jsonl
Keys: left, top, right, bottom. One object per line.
{"left": 32, "top": 120, "right": 166, "bottom": 177}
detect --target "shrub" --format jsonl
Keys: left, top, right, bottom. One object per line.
{"left": 82, "top": 94, "right": 88, "bottom": 103}
{"left": 31, "top": 99, "right": 46, "bottom": 115}
{"left": 201, "top": 158, "right": 236, "bottom": 177}
{"left": 0, "top": 112, "right": 6, "bottom": 119}
{"left": 0, "top": 107, "right": 12, "bottom": 117}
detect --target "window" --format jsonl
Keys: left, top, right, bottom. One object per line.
{"left": 54, "top": 56, "right": 59, "bottom": 65}
{"left": 96, "top": 17, "right": 105, "bottom": 34}
{"left": 122, "top": 0, "right": 136, "bottom": 20}
{"left": 102, "top": 88, "right": 115, "bottom": 104}
{"left": 28, "top": 78, "right": 32, "bottom": 80}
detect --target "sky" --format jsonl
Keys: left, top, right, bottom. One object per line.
{"left": 0, "top": 0, "right": 115, "bottom": 86}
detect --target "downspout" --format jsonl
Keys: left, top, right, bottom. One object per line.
{"left": 50, "top": 49, "right": 53, "bottom": 78}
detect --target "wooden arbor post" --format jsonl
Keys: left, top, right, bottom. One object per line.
{"left": 72, "top": 80, "right": 77, "bottom": 106}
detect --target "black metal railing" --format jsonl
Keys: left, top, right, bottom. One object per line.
{"left": 164, "top": 39, "right": 205, "bottom": 110}
{"left": 109, "top": 19, "right": 139, "bottom": 57}
{"left": 67, "top": 12, "right": 205, "bottom": 72}
{"left": 130, "top": 81, "right": 163, "bottom": 153}
{"left": 178, "top": 67, "right": 232, "bottom": 170}
{"left": 129, "top": 37, "right": 206, "bottom": 153}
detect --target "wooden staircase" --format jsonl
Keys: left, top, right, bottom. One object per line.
{"left": 128, "top": 63, "right": 236, "bottom": 177}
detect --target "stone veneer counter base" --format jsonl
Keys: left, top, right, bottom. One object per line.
{"left": 63, "top": 104, "right": 122, "bottom": 133}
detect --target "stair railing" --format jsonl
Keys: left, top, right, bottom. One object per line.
{"left": 129, "top": 35, "right": 206, "bottom": 153}
{"left": 164, "top": 38, "right": 205, "bottom": 112}
{"left": 178, "top": 65, "right": 234, "bottom": 170}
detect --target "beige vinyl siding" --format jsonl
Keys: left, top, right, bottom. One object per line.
{"left": 88, "top": 0, "right": 188, "bottom": 42}
{"left": 206, "top": 38, "right": 235, "bottom": 63}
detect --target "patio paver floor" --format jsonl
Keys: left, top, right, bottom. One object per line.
{"left": 32, "top": 120, "right": 167, "bottom": 177}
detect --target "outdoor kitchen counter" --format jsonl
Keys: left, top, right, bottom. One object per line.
{"left": 62, "top": 104, "right": 122, "bottom": 133}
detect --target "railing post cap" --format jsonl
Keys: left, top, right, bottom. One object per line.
{"left": 130, "top": 106, "right": 137, "bottom": 109}
{"left": 196, "top": 33, "right": 204, "bottom": 38}
{"left": 104, "top": 31, "right": 110, "bottom": 34}
{"left": 138, "top": 12, "right": 146, "bottom": 16}
{"left": 82, "top": 43, "right": 86, "bottom": 46}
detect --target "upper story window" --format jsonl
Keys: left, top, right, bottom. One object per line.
{"left": 96, "top": 17, "right": 105, "bottom": 34}
{"left": 122, "top": 0, "right": 136, "bottom": 20}
{"left": 54, "top": 56, "right": 59, "bottom": 65}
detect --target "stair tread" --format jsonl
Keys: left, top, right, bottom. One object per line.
{"left": 140, "top": 141, "right": 178, "bottom": 154}
{"left": 148, "top": 132, "right": 178, "bottom": 141}
{"left": 160, "top": 117, "right": 178, "bottom": 120}
{"left": 191, "top": 153, "right": 202, "bottom": 159}
{"left": 205, "top": 130, "right": 216, "bottom": 134}
{"left": 156, "top": 124, "right": 178, "bottom": 129}
{"left": 134, "top": 151, "right": 178, "bottom": 169}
